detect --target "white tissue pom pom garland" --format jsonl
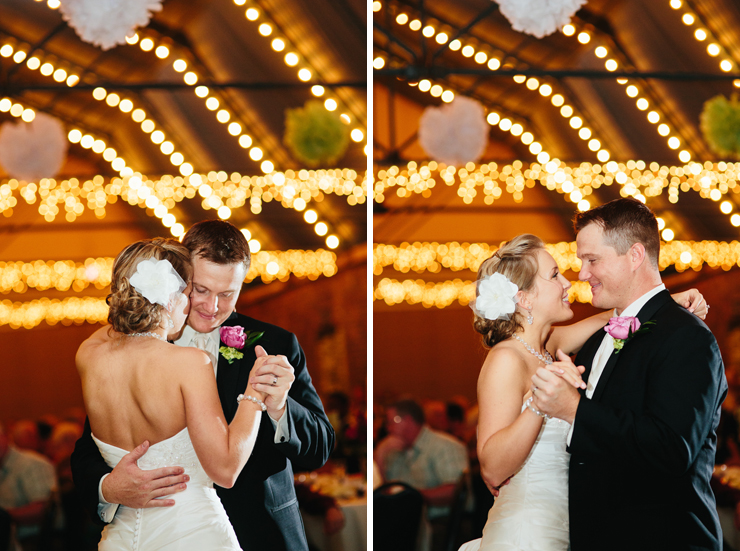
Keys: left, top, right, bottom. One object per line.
{"left": 495, "top": 0, "right": 587, "bottom": 39}
{"left": 0, "top": 113, "right": 67, "bottom": 181}
{"left": 59, "top": 0, "right": 163, "bottom": 51}
{"left": 418, "top": 96, "right": 489, "bottom": 166}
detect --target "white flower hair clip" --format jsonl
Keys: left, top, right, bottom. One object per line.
{"left": 471, "top": 272, "right": 519, "bottom": 321}
{"left": 129, "top": 258, "right": 186, "bottom": 307}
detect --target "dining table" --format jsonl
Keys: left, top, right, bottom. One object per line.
{"left": 712, "top": 464, "right": 740, "bottom": 549}
{"left": 297, "top": 471, "right": 368, "bottom": 551}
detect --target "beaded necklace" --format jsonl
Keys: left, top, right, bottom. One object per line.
{"left": 128, "top": 332, "right": 167, "bottom": 342}
{"left": 511, "top": 333, "right": 553, "bottom": 365}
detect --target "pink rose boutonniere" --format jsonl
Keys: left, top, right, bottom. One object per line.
{"left": 219, "top": 326, "right": 264, "bottom": 364}
{"left": 604, "top": 316, "right": 655, "bottom": 354}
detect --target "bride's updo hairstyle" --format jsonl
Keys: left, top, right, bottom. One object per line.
{"left": 473, "top": 234, "right": 545, "bottom": 347}
{"left": 106, "top": 238, "right": 192, "bottom": 335}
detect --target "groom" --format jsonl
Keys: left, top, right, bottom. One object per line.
{"left": 71, "top": 220, "right": 335, "bottom": 551}
{"left": 532, "top": 198, "right": 726, "bottom": 551}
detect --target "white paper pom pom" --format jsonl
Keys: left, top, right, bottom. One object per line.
{"left": 59, "top": 0, "right": 163, "bottom": 51}
{"left": 0, "top": 113, "right": 68, "bottom": 181}
{"left": 496, "top": 0, "right": 587, "bottom": 39}
{"left": 418, "top": 96, "right": 489, "bottom": 166}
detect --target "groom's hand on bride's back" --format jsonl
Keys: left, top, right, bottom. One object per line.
{"left": 101, "top": 440, "right": 189, "bottom": 508}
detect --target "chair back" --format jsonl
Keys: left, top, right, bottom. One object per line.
{"left": 374, "top": 481, "right": 424, "bottom": 551}
{"left": 33, "top": 491, "right": 58, "bottom": 551}
{"left": 444, "top": 472, "right": 470, "bottom": 551}
{"left": 0, "top": 508, "right": 11, "bottom": 551}
{"left": 469, "top": 468, "right": 494, "bottom": 536}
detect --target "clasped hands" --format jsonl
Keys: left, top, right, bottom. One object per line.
{"left": 530, "top": 350, "right": 584, "bottom": 425}
{"left": 248, "top": 344, "right": 296, "bottom": 421}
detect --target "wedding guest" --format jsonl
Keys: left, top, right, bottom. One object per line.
{"left": 373, "top": 402, "right": 388, "bottom": 446}
{"left": 35, "top": 416, "right": 58, "bottom": 460}
{"left": 9, "top": 422, "right": 40, "bottom": 455}
{"left": 450, "top": 395, "right": 471, "bottom": 413}
{"left": 423, "top": 400, "right": 449, "bottom": 433}
{"left": 61, "top": 407, "right": 86, "bottom": 428}
{"left": 48, "top": 422, "right": 86, "bottom": 551}
{"left": 717, "top": 391, "right": 740, "bottom": 467}
{"left": 0, "top": 421, "right": 57, "bottom": 548}
{"left": 446, "top": 402, "right": 467, "bottom": 442}
{"left": 326, "top": 392, "right": 366, "bottom": 474}
{"left": 720, "top": 322, "right": 740, "bottom": 468}
{"left": 47, "top": 422, "right": 82, "bottom": 467}
{"left": 375, "top": 399, "right": 468, "bottom": 519}
{"left": 372, "top": 460, "right": 383, "bottom": 490}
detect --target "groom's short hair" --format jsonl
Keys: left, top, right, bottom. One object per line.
{"left": 183, "top": 220, "right": 251, "bottom": 271}
{"left": 574, "top": 197, "right": 660, "bottom": 268}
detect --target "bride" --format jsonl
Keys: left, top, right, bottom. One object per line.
{"left": 76, "top": 238, "right": 266, "bottom": 550}
{"left": 463, "top": 234, "right": 705, "bottom": 551}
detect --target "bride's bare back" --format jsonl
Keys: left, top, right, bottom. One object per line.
{"left": 77, "top": 325, "right": 213, "bottom": 451}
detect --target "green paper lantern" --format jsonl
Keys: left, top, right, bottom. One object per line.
{"left": 700, "top": 94, "right": 740, "bottom": 158}
{"left": 284, "top": 100, "right": 350, "bottom": 167}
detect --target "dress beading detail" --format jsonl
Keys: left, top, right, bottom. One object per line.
{"left": 136, "top": 431, "right": 198, "bottom": 471}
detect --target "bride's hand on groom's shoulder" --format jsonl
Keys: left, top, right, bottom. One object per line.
{"left": 545, "top": 351, "right": 586, "bottom": 390}
{"left": 672, "top": 288, "right": 708, "bottom": 319}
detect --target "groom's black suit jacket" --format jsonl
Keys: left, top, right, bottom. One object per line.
{"left": 71, "top": 313, "right": 335, "bottom": 551}
{"left": 568, "top": 290, "right": 726, "bottom": 551}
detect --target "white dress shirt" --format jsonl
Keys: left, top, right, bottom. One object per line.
{"left": 98, "top": 322, "right": 288, "bottom": 521}
{"left": 177, "top": 325, "right": 221, "bottom": 376}
{"left": 567, "top": 283, "right": 666, "bottom": 445}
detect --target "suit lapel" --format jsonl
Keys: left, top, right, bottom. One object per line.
{"left": 217, "top": 313, "right": 261, "bottom": 422}
{"left": 591, "top": 290, "right": 671, "bottom": 402}
{"left": 590, "top": 346, "right": 620, "bottom": 402}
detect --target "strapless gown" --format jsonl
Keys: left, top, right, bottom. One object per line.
{"left": 93, "top": 428, "right": 241, "bottom": 551}
{"left": 474, "top": 406, "right": 571, "bottom": 551}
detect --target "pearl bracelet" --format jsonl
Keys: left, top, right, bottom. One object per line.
{"left": 524, "top": 396, "right": 550, "bottom": 420}
{"left": 237, "top": 394, "right": 267, "bottom": 411}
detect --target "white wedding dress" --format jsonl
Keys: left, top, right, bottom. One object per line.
{"left": 93, "top": 428, "right": 241, "bottom": 551}
{"left": 461, "top": 405, "right": 571, "bottom": 551}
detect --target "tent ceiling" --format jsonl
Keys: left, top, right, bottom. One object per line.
{"left": 0, "top": 0, "right": 367, "bottom": 261}
{"left": 373, "top": 0, "right": 740, "bottom": 252}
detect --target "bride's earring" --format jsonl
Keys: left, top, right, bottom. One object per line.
{"left": 527, "top": 309, "right": 534, "bottom": 325}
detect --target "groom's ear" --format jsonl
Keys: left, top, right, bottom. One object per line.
{"left": 629, "top": 242, "right": 647, "bottom": 270}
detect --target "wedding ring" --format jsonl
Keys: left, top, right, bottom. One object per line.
{"left": 272, "top": 375, "right": 278, "bottom": 386}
